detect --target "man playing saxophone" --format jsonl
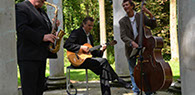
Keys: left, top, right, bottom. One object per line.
{"left": 16, "top": 0, "right": 60, "bottom": 95}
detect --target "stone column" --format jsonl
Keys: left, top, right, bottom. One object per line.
{"left": 0, "top": 0, "right": 18, "bottom": 95}
{"left": 178, "top": 0, "right": 195, "bottom": 95}
{"left": 170, "top": 0, "right": 179, "bottom": 60}
{"left": 99, "top": 0, "right": 107, "bottom": 58}
{"left": 46, "top": 0, "right": 66, "bottom": 89}
{"left": 113, "top": 0, "right": 130, "bottom": 77}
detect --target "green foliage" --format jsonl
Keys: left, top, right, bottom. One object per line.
{"left": 16, "top": 0, "right": 177, "bottom": 86}
{"left": 63, "top": 0, "right": 115, "bottom": 63}
{"left": 107, "top": 45, "right": 115, "bottom": 64}
{"left": 63, "top": 0, "right": 99, "bottom": 41}
{"left": 134, "top": 0, "right": 170, "bottom": 59}
{"left": 15, "top": 0, "right": 24, "bottom": 3}
{"left": 149, "top": 0, "right": 170, "bottom": 58}
{"left": 63, "top": 0, "right": 171, "bottom": 61}
{"left": 15, "top": 0, "right": 171, "bottom": 61}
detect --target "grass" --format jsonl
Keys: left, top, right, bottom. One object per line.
{"left": 168, "top": 59, "right": 180, "bottom": 81}
{"left": 62, "top": 59, "right": 180, "bottom": 82}
{"left": 17, "top": 55, "right": 180, "bottom": 85}
{"left": 63, "top": 59, "right": 100, "bottom": 81}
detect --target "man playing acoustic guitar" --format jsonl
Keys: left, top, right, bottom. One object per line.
{"left": 64, "top": 16, "right": 131, "bottom": 95}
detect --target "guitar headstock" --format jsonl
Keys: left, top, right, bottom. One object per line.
{"left": 108, "top": 40, "right": 117, "bottom": 46}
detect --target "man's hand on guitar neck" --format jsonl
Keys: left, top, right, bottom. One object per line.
{"left": 101, "top": 44, "right": 107, "bottom": 52}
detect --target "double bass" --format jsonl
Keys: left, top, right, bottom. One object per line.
{"left": 134, "top": 27, "right": 173, "bottom": 92}
{"left": 133, "top": 0, "right": 173, "bottom": 92}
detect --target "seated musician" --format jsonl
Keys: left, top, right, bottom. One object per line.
{"left": 64, "top": 16, "right": 131, "bottom": 95}
{"left": 119, "top": 0, "right": 157, "bottom": 95}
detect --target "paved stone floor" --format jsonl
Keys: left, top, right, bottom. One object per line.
{"left": 43, "top": 81, "right": 179, "bottom": 95}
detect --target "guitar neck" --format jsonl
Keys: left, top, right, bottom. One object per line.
{"left": 88, "top": 40, "right": 117, "bottom": 52}
{"left": 89, "top": 42, "right": 110, "bottom": 52}
{"left": 89, "top": 45, "right": 102, "bottom": 52}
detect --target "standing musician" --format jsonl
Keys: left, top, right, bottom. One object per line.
{"left": 64, "top": 16, "right": 131, "bottom": 95}
{"left": 16, "top": 0, "right": 60, "bottom": 95}
{"left": 119, "top": 0, "right": 157, "bottom": 95}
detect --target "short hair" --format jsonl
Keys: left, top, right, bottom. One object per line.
{"left": 122, "top": 0, "right": 135, "bottom": 9}
{"left": 81, "top": 16, "right": 94, "bottom": 27}
{"left": 123, "top": 0, "right": 132, "bottom": 3}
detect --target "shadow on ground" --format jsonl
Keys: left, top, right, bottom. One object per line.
{"left": 43, "top": 81, "right": 181, "bottom": 95}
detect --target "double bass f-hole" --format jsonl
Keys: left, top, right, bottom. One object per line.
{"left": 149, "top": 55, "right": 156, "bottom": 68}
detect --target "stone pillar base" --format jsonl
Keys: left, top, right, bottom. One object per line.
{"left": 46, "top": 76, "right": 66, "bottom": 89}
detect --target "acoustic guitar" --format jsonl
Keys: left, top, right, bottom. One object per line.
{"left": 67, "top": 40, "right": 117, "bottom": 67}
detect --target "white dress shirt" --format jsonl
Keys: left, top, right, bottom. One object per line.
{"left": 83, "top": 28, "right": 91, "bottom": 45}
{"left": 128, "top": 11, "right": 138, "bottom": 40}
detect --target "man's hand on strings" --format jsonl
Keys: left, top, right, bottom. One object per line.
{"left": 81, "top": 45, "right": 90, "bottom": 53}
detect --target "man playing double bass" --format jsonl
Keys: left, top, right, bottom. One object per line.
{"left": 119, "top": 0, "right": 157, "bottom": 95}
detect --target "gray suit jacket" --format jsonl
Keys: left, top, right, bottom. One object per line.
{"left": 119, "top": 12, "right": 157, "bottom": 59}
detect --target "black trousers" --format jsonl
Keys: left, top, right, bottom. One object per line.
{"left": 77, "top": 58, "right": 119, "bottom": 95}
{"left": 18, "top": 60, "right": 46, "bottom": 95}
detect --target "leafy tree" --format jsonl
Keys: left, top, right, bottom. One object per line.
{"left": 148, "top": 0, "right": 170, "bottom": 60}
{"left": 15, "top": 0, "right": 171, "bottom": 61}
{"left": 63, "top": 0, "right": 116, "bottom": 63}
{"left": 134, "top": 0, "right": 170, "bottom": 60}
{"left": 63, "top": 0, "right": 171, "bottom": 62}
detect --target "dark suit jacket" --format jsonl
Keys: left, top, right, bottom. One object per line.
{"left": 119, "top": 13, "right": 157, "bottom": 59}
{"left": 64, "top": 27, "right": 103, "bottom": 57}
{"left": 16, "top": 1, "right": 57, "bottom": 61}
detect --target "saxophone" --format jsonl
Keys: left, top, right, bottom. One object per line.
{"left": 44, "top": 1, "right": 65, "bottom": 53}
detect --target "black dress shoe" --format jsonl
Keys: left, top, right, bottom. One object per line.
{"left": 118, "top": 78, "right": 132, "bottom": 89}
{"left": 124, "top": 82, "right": 132, "bottom": 89}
